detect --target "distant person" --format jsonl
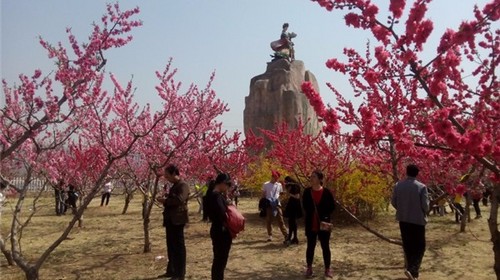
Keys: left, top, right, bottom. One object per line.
{"left": 157, "top": 164, "right": 189, "bottom": 280}
{"left": 471, "top": 191, "right": 483, "bottom": 219}
{"left": 283, "top": 176, "right": 302, "bottom": 245}
{"left": 302, "top": 170, "right": 335, "bottom": 278}
{"left": 230, "top": 184, "right": 241, "bottom": 207}
{"left": 100, "top": 181, "right": 113, "bottom": 206}
{"left": 65, "top": 184, "right": 79, "bottom": 215}
{"left": 453, "top": 192, "right": 465, "bottom": 223}
{"left": 54, "top": 181, "right": 66, "bottom": 216}
{"left": 207, "top": 173, "right": 233, "bottom": 280}
{"left": 262, "top": 170, "right": 288, "bottom": 242}
{"left": 391, "top": 164, "right": 430, "bottom": 280}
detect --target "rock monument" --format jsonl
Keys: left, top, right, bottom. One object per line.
{"left": 243, "top": 58, "right": 322, "bottom": 140}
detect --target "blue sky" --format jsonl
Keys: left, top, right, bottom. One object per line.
{"left": 1, "top": 0, "right": 493, "bottom": 134}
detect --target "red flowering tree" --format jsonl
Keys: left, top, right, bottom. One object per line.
{"left": 305, "top": 0, "right": 499, "bottom": 274}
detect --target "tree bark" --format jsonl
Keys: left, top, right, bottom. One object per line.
{"left": 0, "top": 238, "right": 14, "bottom": 266}
{"left": 142, "top": 175, "right": 160, "bottom": 253}
{"left": 460, "top": 193, "right": 471, "bottom": 232}
{"left": 122, "top": 192, "right": 133, "bottom": 215}
{"left": 143, "top": 215, "right": 152, "bottom": 253}
{"left": 488, "top": 183, "right": 500, "bottom": 279}
{"left": 25, "top": 266, "right": 39, "bottom": 280}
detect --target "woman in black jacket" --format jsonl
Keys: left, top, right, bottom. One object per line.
{"left": 207, "top": 173, "right": 232, "bottom": 280}
{"left": 302, "top": 170, "right": 335, "bottom": 278}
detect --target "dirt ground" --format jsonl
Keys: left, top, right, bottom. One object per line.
{"left": 0, "top": 195, "right": 496, "bottom": 280}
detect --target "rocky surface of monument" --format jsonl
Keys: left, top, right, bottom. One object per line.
{"left": 244, "top": 59, "right": 322, "bottom": 139}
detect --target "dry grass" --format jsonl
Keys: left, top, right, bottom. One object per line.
{"left": 0, "top": 195, "right": 496, "bottom": 280}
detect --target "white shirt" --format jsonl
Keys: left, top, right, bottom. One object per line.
{"left": 104, "top": 182, "right": 113, "bottom": 193}
{"left": 263, "top": 181, "right": 282, "bottom": 200}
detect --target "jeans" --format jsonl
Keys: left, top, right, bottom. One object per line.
{"left": 306, "top": 230, "right": 331, "bottom": 268}
{"left": 100, "top": 193, "right": 110, "bottom": 206}
{"left": 400, "top": 222, "right": 426, "bottom": 278}
{"left": 266, "top": 206, "right": 288, "bottom": 239}
{"left": 165, "top": 222, "right": 186, "bottom": 278}
{"left": 211, "top": 226, "right": 232, "bottom": 280}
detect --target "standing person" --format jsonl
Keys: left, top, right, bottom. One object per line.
{"left": 207, "top": 173, "right": 233, "bottom": 280}
{"left": 100, "top": 181, "right": 113, "bottom": 207}
{"left": 230, "top": 184, "right": 241, "bottom": 207}
{"left": 391, "top": 164, "right": 430, "bottom": 280}
{"left": 65, "top": 184, "right": 78, "bottom": 215}
{"left": 54, "top": 181, "right": 66, "bottom": 216}
{"left": 283, "top": 176, "right": 302, "bottom": 245}
{"left": 157, "top": 164, "right": 189, "bottom": 280}
{"left": 302, "top": 170, "right": 335, "bottom": 278}
{"left": 262, "top": 170, "right": 288, "bottom": 242}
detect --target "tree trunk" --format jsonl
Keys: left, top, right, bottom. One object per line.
{"left": 143, "top": 215, "right": 151, "bottom": 253}
{"left": 488, "top": 183, "right": 500, "bottom": 279}
{"left": 25, "top": 266, "right": 39, "bottom": 280}
{"left": 122, "top": 192, "right": 132, "bottom": 215}
{"left": 460, "top": 193, "right": 471, "bottom": 233}
{"left": 142, "top": 175, "right": 160, "bottom": 253}
{"left": 0, "top": 238, "right": 14, "bottom": 266}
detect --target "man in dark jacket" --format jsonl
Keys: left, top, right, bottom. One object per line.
{"left": 157, "top": 164, "right": 190, "bottom": 280}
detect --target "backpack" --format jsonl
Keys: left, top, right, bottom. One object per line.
{"left": 225, "top": 205, "right": 245, "bottom": 238}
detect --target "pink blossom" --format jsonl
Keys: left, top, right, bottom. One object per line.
{"left": 345, "top": 13, "right": 362, "bottom": 28}
{"left": 389, "top": 0, "right": 406, "bottom": 19}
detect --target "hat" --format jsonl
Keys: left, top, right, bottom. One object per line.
{"left": 271, "top": 170, "right": 281, "bottom": 179}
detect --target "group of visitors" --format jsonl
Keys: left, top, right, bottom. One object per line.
{"left": 261, "top": 170, "right": 335, "bottom": 278}
{"left": 53, "top": 182, "right": 79, "bottom": 215}
{"left": 53, "top": 179, "right": 113, "bottom": 216}
{"left": 154, "top": 163, "right": 430, "bottom": 280}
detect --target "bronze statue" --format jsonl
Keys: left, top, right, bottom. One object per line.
{"left": 270, "top": 23, "right": 297, "bottom": 61}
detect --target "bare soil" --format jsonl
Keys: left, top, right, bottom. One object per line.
{"left": 0, "top": 196, "right": 495, "bottom": 279}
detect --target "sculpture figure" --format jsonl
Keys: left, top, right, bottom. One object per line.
{"left": 270, "top": 23, "right": 297, "bottom": 61}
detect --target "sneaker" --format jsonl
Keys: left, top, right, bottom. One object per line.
{"left": 291, "top": 238, "right": 299, "bottom": 245}
{"left": 304, "top": 266, "right": 313, "bottom": 278}
{"left": 267, "top": 235, "right": 273, "bottom": 242}
{"left": 405, "top": 270, "right": 415, "bottom": 280}
{"left": 475, "top": 215, "right": 482, "bottom": 219}
{"left": 283, "top": 239, "right": 291, "bottom": 246}
{"left": 325, "top": 268, "right": 333, "bottom": 278}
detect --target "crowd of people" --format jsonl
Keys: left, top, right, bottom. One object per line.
{"left": 153, "top": 163, "right": 432, "bottom": 280}
{"left": 50, "top": 163, "right": 488, "bottom": 280}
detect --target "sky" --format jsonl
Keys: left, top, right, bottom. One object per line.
{"left": 1, "top": 0, "right": 494, "bottom": 134}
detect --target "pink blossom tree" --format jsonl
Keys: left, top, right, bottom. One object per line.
{"left": 305, "top": 0, "right": 499, "bottom": 274}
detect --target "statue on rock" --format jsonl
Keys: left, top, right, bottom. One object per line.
{"left": 270, "top": 23, "right": 296, "bottom": 62}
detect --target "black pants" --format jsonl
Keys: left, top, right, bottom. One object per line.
{"left": 473, "top": 199, "right": 481, "bottom": 217}
{"left": 101, "top": 193, "right": 110, "bottom": 206}
{"left": 165, "top": 222, "right": 186, "bottom": 278}
{"left": 306, "top": 230, "right": 331, "bottom": 268}
{"left": 287, "top": 217, "right": 298, "bottom": 240}
{"left": 399, "top": 222, "right": 426, "bottom": 278}
{"left": 211, "top": 226, "right": 232, "bottom": 280}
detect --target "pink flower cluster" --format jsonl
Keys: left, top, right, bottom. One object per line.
{"left": 301, "top": 81, "right": 340, "bottom": 135}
